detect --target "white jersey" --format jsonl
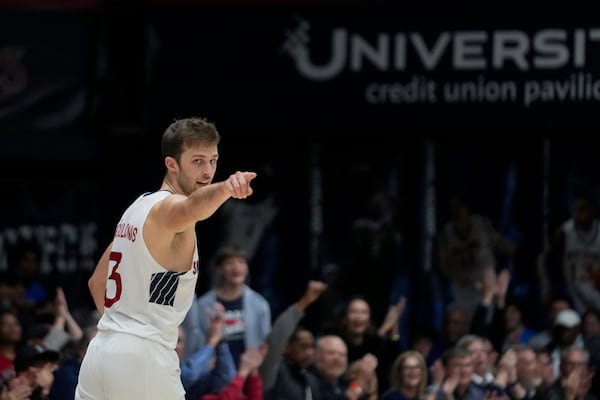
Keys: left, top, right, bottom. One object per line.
{"left": 441, "top": 214, "right": 496, "bottom": 281}
{"left": 441, "top": 214, "right": 497, "bottom": 318}
{"left": 97, "top": 190, "right": 199, "bottom": 349}
{"left": 562, "top": 218, "right": 600, "bottom": 313}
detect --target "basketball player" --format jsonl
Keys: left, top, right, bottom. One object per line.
{"left": 545, "top": 190, "right": 600, "bottom": 315}
{"left": 75, "top": 117, "right": 257, "bottom": 400}
{"left": 438, "top": 192, "right": 515, "bottom": 319}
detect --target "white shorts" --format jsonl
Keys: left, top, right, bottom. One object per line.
{"left": 75, "top": 331, "right": 185, "bottom": 400}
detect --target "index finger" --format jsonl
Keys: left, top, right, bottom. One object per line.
{"left": 244, "top": 171, "right": 257, "bottom": 181}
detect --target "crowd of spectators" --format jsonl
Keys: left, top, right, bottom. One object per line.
{"left": 2, "top": 183, "right": 600, "bottom": 399}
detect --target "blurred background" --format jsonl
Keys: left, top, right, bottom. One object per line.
{"left": 1, "top": 0, "right": 599, "bottom": 335}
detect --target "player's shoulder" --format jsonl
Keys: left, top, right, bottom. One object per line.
{"left": 134, "top": 189, "right": 173, "bottom": 206}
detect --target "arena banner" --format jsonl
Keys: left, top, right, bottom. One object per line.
{"left": 0, "top": 7, "right": 101, "bottom": 161}
{"left": 146, "top": 2, "right": 600, "bottom": 133}
{"left": 0, "top": 181, "right": 101, "bottom": 310}
{"left": 0, "top": 185, "right": 99, "bottom": 275}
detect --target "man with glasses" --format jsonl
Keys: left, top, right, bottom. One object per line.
{"left": 544, "top": 346, "right": 597, "bottom": 400}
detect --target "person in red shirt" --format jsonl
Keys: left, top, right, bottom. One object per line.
{"left": 201, "top": 344, "right": 268, "bottom": 400}
{"left": 0, "top": 308, "right": 22, "bottom": 376}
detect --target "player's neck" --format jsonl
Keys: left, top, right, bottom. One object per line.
{"left": 161, "top": 180, "right": 177, "bottom": 194}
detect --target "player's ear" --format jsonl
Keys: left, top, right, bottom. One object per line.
{"left": 165, "top": 156, "right": 178, "bottom": 172}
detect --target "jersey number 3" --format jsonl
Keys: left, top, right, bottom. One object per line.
{"left": 104, "top": 251, "right": 123, "bottom": 307}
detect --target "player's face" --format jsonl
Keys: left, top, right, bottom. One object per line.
{"left": 176, "top": 144, "right": 218, "bottom": 196}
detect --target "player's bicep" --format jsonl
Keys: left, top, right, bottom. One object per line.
{"left": 149, "top": 194, "right": 192, "bottom": 233}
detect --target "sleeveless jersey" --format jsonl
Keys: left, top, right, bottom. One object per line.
{"left": 97, "top": 190, "right": 199, "bottom": 349}
{"left": 441, "top": 214, "right": 496, "bottom": 282}
{"left": 561, "top": 218, "right": 600, "bottom": 313}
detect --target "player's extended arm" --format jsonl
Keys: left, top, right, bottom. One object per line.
{"left": 88, "top": 242, "right": 112, "bottom": 316}
{"left": 159, "top": 171, "right": 257, "bottom": 233}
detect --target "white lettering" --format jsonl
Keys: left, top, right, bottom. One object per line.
{"left": 365, "top": 76, "right": 437, "bottom": 104}
{"left": 454, "top": 31, "right": 487, "bottom": 69}
{"left": 533, "top": 29, "right": 568, "bottom": 69}
{"left": 0, "top": 223, "right": 98, "bottom": 273}
{"left": 351, "top": 33, "right": 389, "bottom": 71}
{"left": 493, "top": 31, "right": 528, "bottom": 70}
{"left": 411, "top": 32, "right": 451, "bottom": 70}
{"left": 523, "top": 73, "right": 600, "bottom": 106}
{"left": 394, "top": 33, "right": 406, "bottom": 70}
{"left": 443, "top": 76, "right": 517, "bottom": 103}
{"left": 284, "top": 21, "right": 600, "bottom": 81}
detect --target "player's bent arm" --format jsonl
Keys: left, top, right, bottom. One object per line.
{"left": 89, "top": 242, "right": 112, "bottom": 316}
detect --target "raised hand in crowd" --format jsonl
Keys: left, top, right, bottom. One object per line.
{"left": 480, "top": 267, "right": 510, "bottom": 308}
{"left": 492, "top": 347, "right": 517, "bottom": 387}
{"left": 441, "top": 366, "right": 460, "bottom": 398}
{"left": 345, "top": 353, "right": 378, "bottom": 400}
{"left": 238, "top": 344, "right": 268, "bottom": 378}
{"left": 296, "top": 280, "right": 328, "bottom": 313}
{"left": 377, "top": 296, "right": 406, "bottom": 339}
{"left": 561, "top": 363, "right": 595, "bottom": 400}
{"left": 200, "top": 343, "right": 268, "bottom": 400}
{"left": 52, "top": 287, "right": 83, "bottom": 342}
{"left": 260, "top": 279, "right": 326, "bottom": 400}
{"left": 480, "top": 266, "right": 497, "bottom": 306}
{"left": 206, "top": 302, "right": 225, "bottom": 348}
{"left": 427, "top": 358, "right": 445, "bottom": 398}
{"left": 31, "top": 287, "right": 85, "bottom": 353}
